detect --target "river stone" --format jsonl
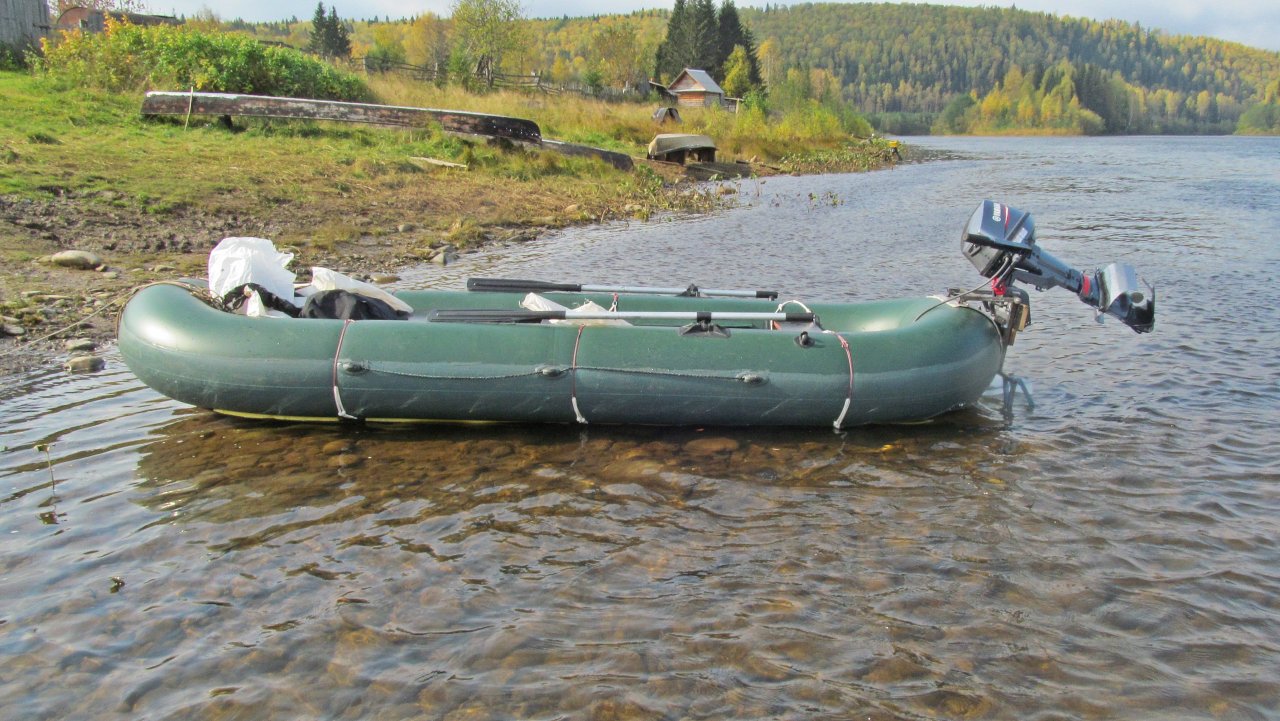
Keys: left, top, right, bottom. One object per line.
{"left": 321, "top": 440, "right": 351, "bottom": 455}
{"left": 369, "top": 273, "right": 400, "bottom": 284}
{"left": 2, "top": 323, "right": 24, "bottom": 337}
{"left": 684, "top": 437, "right": 740, "bottom": 455}
{"left": 65, "top": 355, "right": 105, "bottom": 373}
{"left": 430, "top": 248, "right": 458, "bottom": 266}
{"left": 45, "top": 250, "right": 102, "bottom": 269}
{"left": 65, "top": 338, "right": 96, "bottom": 352}
{"left": 331, "top": 453, "right": 363, "bottom": 469}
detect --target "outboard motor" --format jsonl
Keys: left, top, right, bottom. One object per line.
{"left": 962, "top": 200, "right": 1155, "bottom": 333}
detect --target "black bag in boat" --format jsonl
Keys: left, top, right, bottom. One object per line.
{"left": 299, "top": 289, "right": 409, "bottom": 321}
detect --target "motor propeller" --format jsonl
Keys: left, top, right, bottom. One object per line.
{"left": 961, "top": 200, "right": 1155, "bottom": 333}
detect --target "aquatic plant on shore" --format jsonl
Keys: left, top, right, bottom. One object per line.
{"left": 779, "top": 138, "right": 902, "bottom": 174}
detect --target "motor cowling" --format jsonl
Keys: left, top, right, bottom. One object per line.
{"left": 961, "top": 201, "right": 1154, "bottom": 334}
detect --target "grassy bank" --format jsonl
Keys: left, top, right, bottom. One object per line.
{"left": 0, "top": 63, "right": 898, "bottom": 368}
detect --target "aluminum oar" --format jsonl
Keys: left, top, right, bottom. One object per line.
{"left": 466, "top": 278, "right": 779, "bottom": 299}
{"left": 427, "top": 309, "right": 815, "bottom": 324}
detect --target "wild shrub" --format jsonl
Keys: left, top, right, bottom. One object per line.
{"left": 38, "top": 18, "right": 371, "bottom": 101}
{"left": 1, "top": 44, "right": 27, "bottom": 71}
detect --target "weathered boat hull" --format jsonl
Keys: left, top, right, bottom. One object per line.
{"left": 117, "top": 283, "right": 1005, "bottom": 427}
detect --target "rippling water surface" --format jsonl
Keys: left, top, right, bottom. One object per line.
{"left": 3, "top": 136, "right": 1278, "bottom": 720}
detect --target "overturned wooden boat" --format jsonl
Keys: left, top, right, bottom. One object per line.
{"left": 647, "top": 133, "right": 716, "bottom": 164}
{"left": 118, "top": 202, "right": 1153, "bottom": 428}
{"left": 141, "top": 91, "right": 634, "bottom": 170}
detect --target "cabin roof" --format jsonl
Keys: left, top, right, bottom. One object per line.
{"left": 669, "top": 69, "right": 724, "bottom": 96}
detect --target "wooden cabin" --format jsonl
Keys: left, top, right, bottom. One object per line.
{"left": 0, "top": 0, "right": 49, "bottom": 52}
{"left": 668, "top": 68, "right": 725, "bottom": 108}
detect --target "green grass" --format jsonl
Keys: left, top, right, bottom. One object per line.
{"left": 0, "top": 72, "right": 621, "bottom": 218}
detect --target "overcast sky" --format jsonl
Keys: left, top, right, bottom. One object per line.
{"left": 148, "top": 1, "right": 1280, "bottom": 52}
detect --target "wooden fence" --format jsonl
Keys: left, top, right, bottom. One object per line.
{"left": 349, "top": 57, "right": 649, "bottom": 102}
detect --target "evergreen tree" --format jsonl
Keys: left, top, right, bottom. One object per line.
{"left": 307, "top": 2, "right": 350, "bottom": 58}
{"left": 655, "top": 0, "right": 693, "bottom": 81}
{"left": 328, "top": 6, "right": 351, "bottom": 58}
{"left": 690, "top": 0, "right": 718, "bottom": 71}
{"left": 308, "top": 2, "right": 329, "bottom": 56}
{"left": 716, "top": 1, "right": 760, "bottom": 86}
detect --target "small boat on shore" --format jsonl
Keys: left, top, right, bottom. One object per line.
{"left": 117, "top": 202, "right": 1153, "bottom": 428}
{"left": 647, "top": 133, "right": 716, "bottom": 164}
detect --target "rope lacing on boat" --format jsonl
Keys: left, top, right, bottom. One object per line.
{"left": 331, "top": 319, "right": 358, "bottom": 420}
{"left": 776, "top": 299, "right": 854, "bottom": 429}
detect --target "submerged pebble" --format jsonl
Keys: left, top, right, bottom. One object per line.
{"left": 65, "top": 354, "right": 105, "bottom": 373}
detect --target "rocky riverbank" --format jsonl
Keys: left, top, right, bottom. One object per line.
{"left": 0, "top": 159, "right": 732, "bottom": 375}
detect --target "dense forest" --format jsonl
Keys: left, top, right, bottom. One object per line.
{"left": 216, "top": 2, "right": 1280, "bottom": 135}
{"left": 737, "top": 3, "right": 1280, "bottom": 133}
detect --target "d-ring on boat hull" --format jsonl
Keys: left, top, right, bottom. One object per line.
{"left": 117, "top": 284, "right": 1006, "bottom": 428}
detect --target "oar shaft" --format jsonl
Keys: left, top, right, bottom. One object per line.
{"left": 564, "top": 310, "right": 811, "bottom": 321}
{"left": 427, "top": 309, "right": 815, "bottom": 323}
{"left": 579, "top": 284, "right": 774, "bottom": 299}
{"left": 467, "top": 277, "right": 778, "bottom": 299}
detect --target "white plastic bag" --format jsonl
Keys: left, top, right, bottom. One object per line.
{"left": 520, "top": 293, "right": 629, "bottom": 326}
{"left": 208, "top": 237, "right": 298, "bottom": 307}
{"left": 307, "top": 267, "right": 413, "bottom": 315}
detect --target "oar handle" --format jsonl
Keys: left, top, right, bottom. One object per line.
{"left": 467, "top": 278, "right": 581, "bottom": 293}
{"left": 467, "top": 277, "right": 778, "bottom": 300}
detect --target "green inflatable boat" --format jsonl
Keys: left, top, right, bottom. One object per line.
{"left": 118, "top": 202, "right": 1154, "bottom": 428}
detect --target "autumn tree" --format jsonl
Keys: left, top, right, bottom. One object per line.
{"left": 756, "top": 36, "right": 781, "bottom": 88}
{"left": 365, "top": 22, "right": 407, "bottom": 71}
{"left": 405, "top": 13, "right": 450, "bottom": 80}
{"left": 721, "top": 45, "right": 752, "bottom": 97}
{"left": 591, "top": 21, "right": 646, "bottom": 89}
{"left": 450, "top": 0, "right": 524, "bottom": 87}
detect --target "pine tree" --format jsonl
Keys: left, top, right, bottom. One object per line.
{"left": 716, "top": 1, "right": 760, "bottom": 86}
{"left": 308, "top": 2, "right": 329, "bottom": 56}
{"left": 690, "top": 0, "right": 718, "bottom": 71}
{"left": 328, "top": 6, "right": 351, "bottom": 58}
{"left": 655, "top": 0, "right": 693, "bottom": 81}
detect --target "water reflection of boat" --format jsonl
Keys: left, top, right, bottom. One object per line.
{"left": 131, "top": 413, "right": 1010, "bottom": 532}
{"left": 118, "top": 202, "right": 1152, "bottom": 429}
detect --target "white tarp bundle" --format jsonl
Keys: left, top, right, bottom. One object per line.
{"left": 208, "top": 237, "right": 299, "bottom": 317}
{"left": 208, "top": 236, "right": 411, "bottom": 318}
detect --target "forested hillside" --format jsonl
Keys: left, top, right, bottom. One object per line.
{"left": 742, "top": 4, "right": 1278, "bottom": 112}
{"left": 222, "top": 2, "right": 1280, "bottom": 134}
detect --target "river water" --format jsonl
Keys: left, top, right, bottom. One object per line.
{"left": 2, "top": 136, "right": 1278, "bottom": 720}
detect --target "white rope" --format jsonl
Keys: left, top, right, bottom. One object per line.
{"left": 331, "top": 320, "right": 358, "bottom": 420}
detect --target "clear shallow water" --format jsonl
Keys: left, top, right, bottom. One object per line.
{"left": 2, "top": 136, "right": 1279, "bottom": 720}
